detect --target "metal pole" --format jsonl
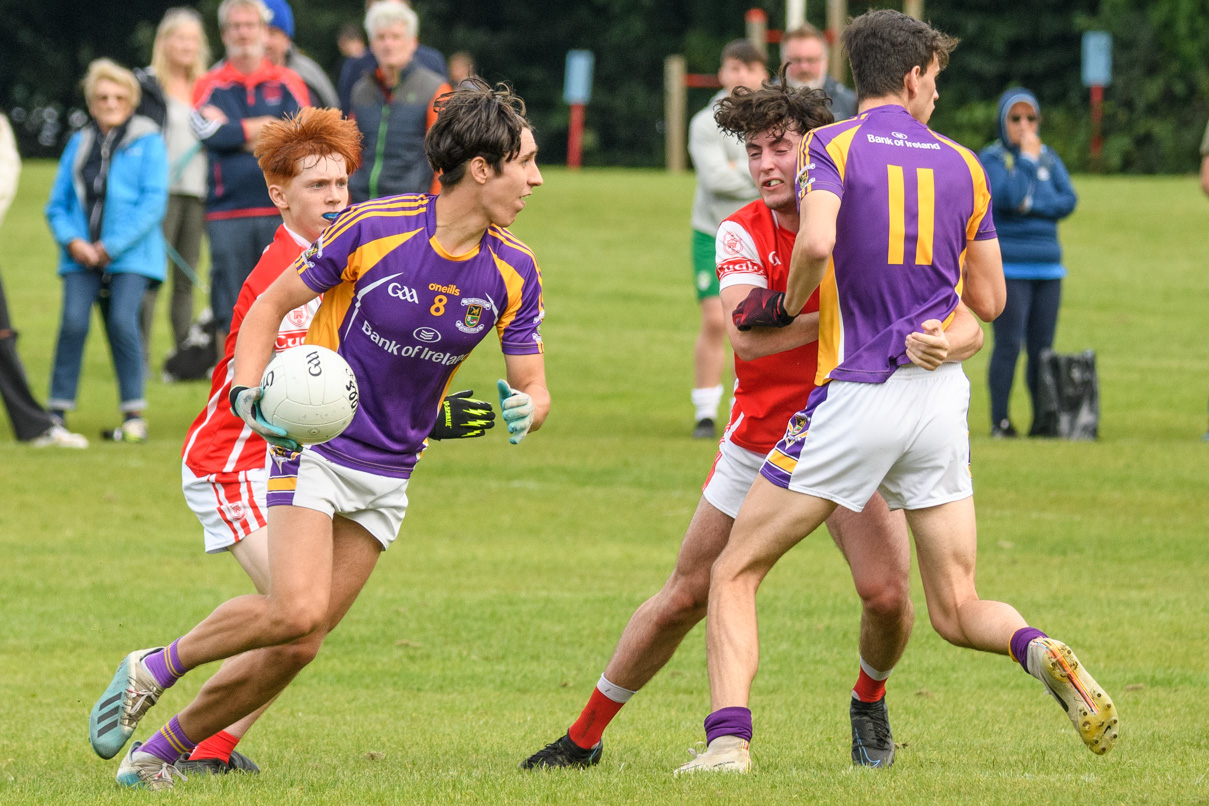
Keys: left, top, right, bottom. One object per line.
{"left": 745, "top": 8, "right": 768, "bottom": 60}
{"left": 664, "top": 55, "right": 687, "bottom": 173}
{"left": 826, "top": 0, "right": 847, "bottom": 83}
{"left": 904, "top": 0, "right": 923, "bottom": 19}
{"left": 786, "top": 0, "right": 806, "bottom": 30}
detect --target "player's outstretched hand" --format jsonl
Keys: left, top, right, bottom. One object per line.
{"left": 429, "top": 390, "right": 496, "bottom": 440}
{"left": 229, "top": 384, "right": 303, "bottom": 453}
{"left": 905, "top": 319, "right": 950, "bottom": 371}
{"left": 732, "top": 288, "right": 796, "bottom": 331}
{"left": 496, "top": 379, "right": 534, "bottom": 445}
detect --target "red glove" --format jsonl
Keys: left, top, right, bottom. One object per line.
{"left": 732, "top": 288, "right": 795, "bottom": 331}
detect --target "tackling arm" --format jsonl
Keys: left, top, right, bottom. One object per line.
{"left": 960, "top": 237, "right": 1006, "bottom": 322}
{"left": 784, "top": 190, "right": 840, "bottom": 315}
{"left": 721, "top": 283, "right": 819, "bottom": 361}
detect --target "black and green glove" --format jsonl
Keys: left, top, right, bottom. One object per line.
{"left": 428, "top": 390, "right": 496, "bottom": 440}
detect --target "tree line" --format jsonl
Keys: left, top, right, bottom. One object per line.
{"left": 2, "top": 0, "right": 1206, "bottom": 172}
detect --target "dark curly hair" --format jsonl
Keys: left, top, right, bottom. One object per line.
{"left": 425, "top": 77, "right": 532, "bottom": 188}
{"left": 713, "top": 64, "right": 834, "bottom": 142}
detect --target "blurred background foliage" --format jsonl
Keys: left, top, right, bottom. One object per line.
{"left": 2, "top": 0, "right": 1207, "bottom": 171}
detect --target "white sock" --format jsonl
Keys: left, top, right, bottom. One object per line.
{"left": 596, "top": 674, "right": 636, "bottom": 704}
{"left": 691, "top": 385, "right": 724, "bottom": 422}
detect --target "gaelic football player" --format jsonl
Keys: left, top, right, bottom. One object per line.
{"left": 522, "top": 73, "right": 985, "bottom": 771}
{"left": 680, "top": 10, "right": 1117, "bottom": 773}
{"left": 88, "top": 80, "right": 548, "bottom": 789}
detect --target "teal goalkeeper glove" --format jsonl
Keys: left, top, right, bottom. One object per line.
{"left": 229, "top": 384, "right": 302, "bottom": 453}
{"left": 496, "top": 379, "right": 534, "bottom": 445}
{"left": 428, "top": 390, "right": 496, "bottom": 440}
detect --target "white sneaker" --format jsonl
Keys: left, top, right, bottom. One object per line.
{"left": 103, "top": 417, "right": 148, "bottom": 443}
{"left": 30, "top": 424, "right": 88, "bottom": 448}
{"left": 116, "top": 742, "right": 188, "bottom": 790}
{"left": 673, "top": 735, "right": 751, "bottom": 776}
{"left": 1026, "top": 638, "right": 1119, "bottom": 755}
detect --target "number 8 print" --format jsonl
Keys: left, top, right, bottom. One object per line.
{"left": 430, "top": 294, "right": 447, "bottom": 316}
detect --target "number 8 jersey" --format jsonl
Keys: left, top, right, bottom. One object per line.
{"left": 293, "top": 193, "right": 545, "bottom": 478}
{"left": 795, "top": 104, "right": 996, "bottom": 386}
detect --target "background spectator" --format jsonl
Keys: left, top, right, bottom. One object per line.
{"left": 336, "top": 22, "right": 367, "bottom": 78}
{"left": 44, "top": 59, "right": 168, "bottom": 443}
{"left": 686, "top": 39, "right": 766, "bottom": 439}
{"left": 0, "top": 112, "right": 89, "bottom": 447}
{"left": 979, "top": 88, "right": 1077, "bottom": 438}
{"left": 191, "top": 0, "right": 309, "bottom": 348}
{"left": 135, "top": 7, "right": 211, "bottom": 365}
{"left": 780, "top": 25, "right": 856, "bottom": 120}
{"left": 337, "top": 0, "right": 446, "bottom": 114}
{"left": 262, "top": 0, "right": 340, "bottom": 109}
{"left": 448, "top": 51, "right": 475, "bottom": 86}
{"left": 348, "top": 0, "right": 450, "bottom": 202}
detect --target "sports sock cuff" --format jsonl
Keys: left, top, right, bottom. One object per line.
{"left": 189, "top": 729, "right": 240, "bottom": 763}
{"left": 704, "top": 706, "right": 752, "bottom": 744}
{"left": 859, "top": 657, "right": 893, "bottom": 681}
{"left": 691, "top": 385, "right": 725, "bottom": 419}
{"left": 596, "top": 674, "right": 636, "bottom": 704}
{"left": 143, "top": 639, "right": 189, "bottom": 690}
{"left": 1009, "top": 627, "right": 1048, "bottom": 674}
{"left": 140, "top": 715, "right": 197, "bottom": 764}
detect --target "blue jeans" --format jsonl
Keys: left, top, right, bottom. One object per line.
{"left": 988, "top": 277, "right": 1062, "bottom": 427}
{"left": 48, "top": 271, "right": 149, "bottom": 412}
{"left": 206, "top": 216, "right": 281, "bottom": 333}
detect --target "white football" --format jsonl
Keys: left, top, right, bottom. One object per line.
{"left": 259, "top": 345, "right": 359, "bottom": 444}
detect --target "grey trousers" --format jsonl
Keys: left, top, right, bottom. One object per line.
{"left": 140, "top": 193, "right": 206, "bottom": 365}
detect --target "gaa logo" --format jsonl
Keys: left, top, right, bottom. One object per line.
{"left": 413, "top": 326, "right": 441, "bottom": 343}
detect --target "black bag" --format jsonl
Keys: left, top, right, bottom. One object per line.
{"left": 162, "top": 308, "right": 219, "bottom": 382}
{"left": 1031, "top": 348, "right": 1098, "bottom": 440}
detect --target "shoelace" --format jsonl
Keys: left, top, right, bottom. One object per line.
{"left": 685, "top": 741, "right": 707, "bottom": 761}
{"left": 853, "top": 709, "right": 893, "bottom": 746}
{"left": 122, "top": 685, "right": 160, "bottom": 724}
{"left": 151, "top": 762, "right": 188, "bottom": 787}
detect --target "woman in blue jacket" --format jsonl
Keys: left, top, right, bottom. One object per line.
{"left": 979, "top": 88, "right": 1077, "bottom": 437}
{"left": 45, "top": 59, "right": 168, "bottom": 443}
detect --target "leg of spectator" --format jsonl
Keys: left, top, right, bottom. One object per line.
{"left": 47, "top": 271, "right": 102, "bottom": 414}
{"left": 1023, "top": 278, "right": 1062, "bottom": 422}
{"left": 104, "top": 272, "right": 151, "bottom": 415}
{"left": 987, "top": 277, "right": 1029, "bottom": 431}
{"left": 170, "top": 196, "right": 205, "bottom": 349}
{"left": 0, "top": 269, "right": 57, "bottom": 440}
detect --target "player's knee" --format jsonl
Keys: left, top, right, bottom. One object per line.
{"left": 265, "top": 635, "right": 324, "bottom": 675}
{"left": 658, "top": 574, "right": 709, "bottom": 626}
{"left": 265, "top": 601, "right": 327, "bottom": 644}
{"left": 860, "top": 580, "right": 912, "bottom": 624}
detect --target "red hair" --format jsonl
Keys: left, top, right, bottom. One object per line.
{"left": 255, "top": 107, "right": 363, "bottom": 187}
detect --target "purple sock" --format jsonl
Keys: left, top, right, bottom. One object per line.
{"left": 704, "top": 706, "right": 753, "bottom": 744}
{"left": 1010, "top": 627, "right": 1048, "bottom": 674}
{"left": 138, "top": 715, "right": 197, "bottom": 764}
{"left": 142, "top": 640, "right": 188, "bottom": 690}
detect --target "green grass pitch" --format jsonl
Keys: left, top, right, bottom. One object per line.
{"left": 0, "top": 162, "right": 1207, "bottom": 804}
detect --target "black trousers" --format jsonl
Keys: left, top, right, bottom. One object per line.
{"left": 0, "top": 266, "right": 55, "bottom": 440}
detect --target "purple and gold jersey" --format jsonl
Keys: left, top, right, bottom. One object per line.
{"left": 796, "top": 105, "right": 996, "bottom": 385}
{"left": 293, "top": 194, "right": 544, "bottom": 478}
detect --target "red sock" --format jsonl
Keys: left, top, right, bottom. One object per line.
{"left": 567, "top": 688, "right": 627, "bottom": 749}
{"left": 852, "top": 667, "right": 887, "bottom": 703}
{"left": 188, "top": 730, "right": 240, "bottom": 763}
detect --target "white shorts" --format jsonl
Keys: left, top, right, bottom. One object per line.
{"left": 266, "top": 449, "right": 409, "bottom": 550}
{"left": 761, "top": 363, "right": 973, "bottom": 512}
{"left": 701, "top": 437, "right": 765, "bottom": 519}
{"left": 182, "top": 461, "right": 271, "bottom": 554}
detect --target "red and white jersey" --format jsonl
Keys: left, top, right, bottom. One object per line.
{"left": 182, "top": 224, "right": 322, "bottom": 475}
{"left": 715, "top": 201, "right": 821, "bottom": 453}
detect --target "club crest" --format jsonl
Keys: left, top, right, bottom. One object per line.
{"left": 457, "top": 297, "right": 494, "bottom": 333}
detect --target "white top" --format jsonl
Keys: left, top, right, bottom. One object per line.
{"left": 165, "top": 96, "right": 207, "bottom": 198}
{"left": 688, "top": 89, "right": 758, "bottom": 235}
{"left": 0, "top": 114, "right": 20, "bottom": 226}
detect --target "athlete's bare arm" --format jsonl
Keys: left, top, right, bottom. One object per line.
{"left": 720, "top": 283, "right": 819, "bottom": 361}
{"left": 232, "top": 269, "right": 321, "bottom": 389}
{"left": 503, "top": 352, "right": 551, "bottom": 433}
{"left": 944, "top": 303, "right": 984, "bottom": 361}
{"left": 785, "top": 190, "right": 841, "bottom": 314}
{"left": 960, "top": 237, "right": 1006, "bottom": 321}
